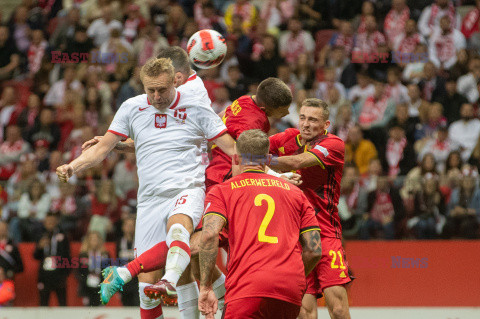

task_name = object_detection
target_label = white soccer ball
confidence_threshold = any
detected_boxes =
[187,29,227,69]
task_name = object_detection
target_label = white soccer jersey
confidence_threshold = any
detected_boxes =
[108,88,227,201]
[182,71,211,104]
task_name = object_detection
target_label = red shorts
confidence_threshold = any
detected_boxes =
[222,297,300,319]
[306,237,352,298]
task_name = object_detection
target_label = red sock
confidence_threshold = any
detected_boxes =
[126,241,168,277]
[140,304,163,319]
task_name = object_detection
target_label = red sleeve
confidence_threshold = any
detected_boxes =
[204,185,228,226]
[299,193,321,234]
[308,136,345,168]
[269,132,283,156]
[0,281,15,305]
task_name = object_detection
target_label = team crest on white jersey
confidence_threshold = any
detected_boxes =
[155,114,167,128]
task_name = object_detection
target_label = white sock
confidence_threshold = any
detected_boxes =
[212,273,226,310]
[162,224,191,285]
[177,282,200,319]
[139,282,162,310]
[116,266,132,283]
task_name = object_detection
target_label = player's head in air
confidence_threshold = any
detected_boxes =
[156,46,192,88]
[256,77,292,119]
[232,129,270,176]
[299,98,331,142]
[140,57,176,111]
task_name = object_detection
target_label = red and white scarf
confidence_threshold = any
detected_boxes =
[461,8,480,39]
[384,7,410,45]
[429,2,456,32]
[433,31,456,63]
[332,34,354,55]
[354,31,386,55]
[386,137,407,177]
[371,192,394,223]
[27,40,47,75]
[359,95,389,125]
[397,33,422,53]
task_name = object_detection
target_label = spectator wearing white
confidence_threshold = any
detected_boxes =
[279,17,315,65]
[349,72,375,118]
[260,0,295,33]
[428,16,466,70]
[407,83,429,119]
[448,103,480,161]
[315,67,346,101]
[402,44,428,84]
[419,125,459,173]
[418,0,460,39]
[43,66,83,107]
[386,67,409,104]
[86,5,123,47]
[384,0,410,48]
[456,56,480,104]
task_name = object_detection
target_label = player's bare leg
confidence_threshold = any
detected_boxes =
[138,271,165,319]
[299,293,317,319]
[323,285,351,319]
[144,214,193,302]
[190,230,226,310]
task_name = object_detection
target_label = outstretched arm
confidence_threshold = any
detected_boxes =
[270,152,320,172]
[300,230,322,276]
[57,132,122,182]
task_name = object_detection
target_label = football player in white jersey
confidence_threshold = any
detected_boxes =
[57,57,236,319]
[81,47,226,319]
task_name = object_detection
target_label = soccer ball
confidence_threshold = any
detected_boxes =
[187,29,227,69]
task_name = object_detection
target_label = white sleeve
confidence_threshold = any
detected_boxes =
[108,101,131,139]
[418,6,432,37]
[195,104,227,141]
[87,20,98,37]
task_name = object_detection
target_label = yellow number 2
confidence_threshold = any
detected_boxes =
[255,194,278,244]
[329,250,346,269]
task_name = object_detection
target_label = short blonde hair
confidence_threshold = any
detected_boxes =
[140,57,175,83]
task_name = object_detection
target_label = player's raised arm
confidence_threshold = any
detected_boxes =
[198,214,225,318]
[56,132,123,182]
[300,229,322,276]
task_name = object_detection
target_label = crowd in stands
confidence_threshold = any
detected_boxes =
[1,0,480,302]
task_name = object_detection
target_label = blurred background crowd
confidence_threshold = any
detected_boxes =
[1,0,480,306]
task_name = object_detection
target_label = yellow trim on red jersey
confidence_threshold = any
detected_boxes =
[203,212,227,225]
[307,150,326,169]
[300,226,321,235]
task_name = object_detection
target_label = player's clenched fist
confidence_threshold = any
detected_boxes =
[56,164,74,183]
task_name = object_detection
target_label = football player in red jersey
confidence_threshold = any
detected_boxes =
[269,98,353,319]
[198,129,322,319]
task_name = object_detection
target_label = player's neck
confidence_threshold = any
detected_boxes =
[242,165,265,173]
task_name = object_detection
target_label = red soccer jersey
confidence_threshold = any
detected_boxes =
[205,96,270,189]
[204,170,320,306]
[269,128,345,239]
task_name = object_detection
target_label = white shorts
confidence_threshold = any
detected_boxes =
[134,188,205,257]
